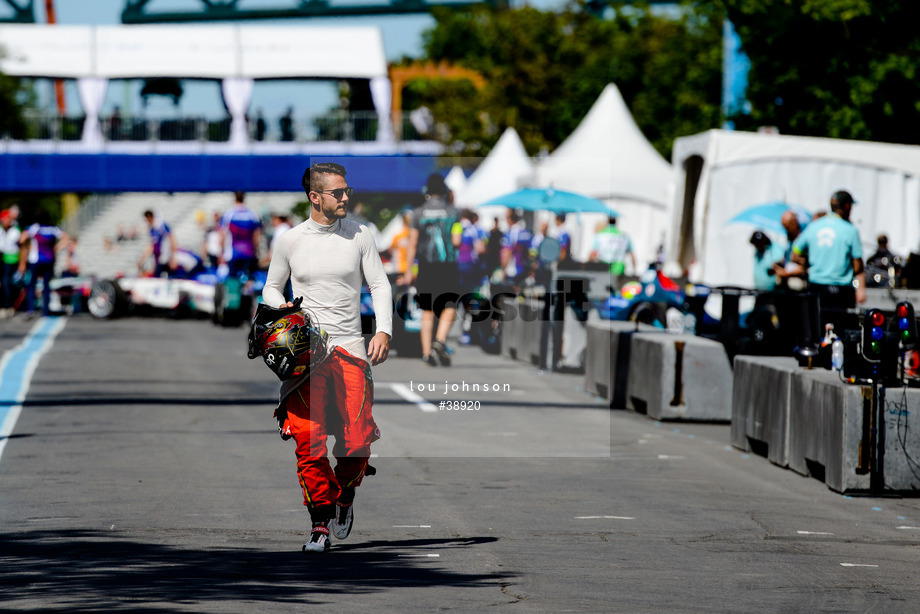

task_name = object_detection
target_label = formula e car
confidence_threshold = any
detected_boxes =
[87,274,217,320]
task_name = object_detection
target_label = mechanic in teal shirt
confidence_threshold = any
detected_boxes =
[750,231,785,291]
[792,190,866,309]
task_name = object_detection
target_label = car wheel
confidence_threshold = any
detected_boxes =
[629,302,665,327]
[88,279,126,319]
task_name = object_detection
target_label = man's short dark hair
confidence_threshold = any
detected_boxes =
[425,173,449,196]
[303,162,347,195]
[235,191,245,203]
[143,210,154,219]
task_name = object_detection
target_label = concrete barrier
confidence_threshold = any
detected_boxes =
[500,295,526,362]
[880,388,920,491]
[584,315,614,401]
[788,368,920,493]
[730,356,799,467]
[521,298,545,366]
[863,287,920,312]
[626,332,733,421]
[501,295,545,365]
[584,317,655,406]
[787,369,872,493]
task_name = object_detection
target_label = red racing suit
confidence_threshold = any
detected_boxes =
[280,347,380,517]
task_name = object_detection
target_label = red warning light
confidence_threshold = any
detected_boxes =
[872,311,886,326]
[898,304,910,318]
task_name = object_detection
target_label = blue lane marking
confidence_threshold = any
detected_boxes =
[0,317,67,460]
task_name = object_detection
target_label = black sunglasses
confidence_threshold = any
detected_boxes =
[316,187,354,200]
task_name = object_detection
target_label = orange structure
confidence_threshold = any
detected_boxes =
[45,0,66,114]
[388,62,486,139]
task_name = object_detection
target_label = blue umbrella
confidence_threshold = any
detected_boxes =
[478,187,617,215]
[726,201,811,235]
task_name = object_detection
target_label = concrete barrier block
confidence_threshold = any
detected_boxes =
[626,332,733,421]
[787,369,871,493]
[584,317,614,401]
[881,388,920,492]
[584,318,655,406]
[522,299,544,365]
[863,288,920,312]
[786,369,920,493]
[500,296,525,361]
[730,356,799,466]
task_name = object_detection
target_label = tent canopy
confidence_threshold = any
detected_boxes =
[668,129,920,289]
[535,83,673,270]
[536,83,672,207]
[453,127,533,209]
[0,24,387,80]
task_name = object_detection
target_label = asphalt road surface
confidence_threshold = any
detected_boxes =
[2,314,920,613]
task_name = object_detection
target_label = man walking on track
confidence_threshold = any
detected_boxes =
[220,191,262,278]
[262,162,392,553]
[397,173,462,367]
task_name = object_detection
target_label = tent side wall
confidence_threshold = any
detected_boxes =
[669,130,920,290]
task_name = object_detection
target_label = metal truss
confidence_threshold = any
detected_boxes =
[0,0,35,23]
[121,0,504,24]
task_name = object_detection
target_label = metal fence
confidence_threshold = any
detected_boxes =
[7,111,426,144]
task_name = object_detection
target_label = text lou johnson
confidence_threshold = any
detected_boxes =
[409,381,512,395]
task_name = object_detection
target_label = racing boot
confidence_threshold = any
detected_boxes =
[332,487,355,540]
[303,520,331,553]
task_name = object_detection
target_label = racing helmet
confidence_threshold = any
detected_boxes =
[248,297,329,380]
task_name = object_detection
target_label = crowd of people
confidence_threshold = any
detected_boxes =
[0,165,644,329]
[0,204,76,319]
[742,190,879,351]
[748,190,868,310]
[133,191,291,284]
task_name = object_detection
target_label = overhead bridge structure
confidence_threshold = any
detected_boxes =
[0,23,442,192]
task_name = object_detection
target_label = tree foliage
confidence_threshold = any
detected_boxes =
[714,0,920,144]
[406,1,724,159]
[0,46,29,139]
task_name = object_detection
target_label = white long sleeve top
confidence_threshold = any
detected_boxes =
[262,216,393,368]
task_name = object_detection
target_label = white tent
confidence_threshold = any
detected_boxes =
[444,165,469,198]
[667,129,920,290]
[454,127,534,229]
[535,83,673,267]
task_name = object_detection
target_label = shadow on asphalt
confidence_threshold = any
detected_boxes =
[0,530,506,611]
[5,397,277,407]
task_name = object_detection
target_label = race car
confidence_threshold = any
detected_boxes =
[597,267,696,327]
[87,274,217,320]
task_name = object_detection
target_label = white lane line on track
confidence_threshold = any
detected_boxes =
[385,383,439,413]
[896,526,920,530]
[575,516,635,520]
[797,531,834,536]
[398,553,440,558]
[657,455,686,460]
[840,563,879,568]
[393,525,432,528]
[0,317,66,462]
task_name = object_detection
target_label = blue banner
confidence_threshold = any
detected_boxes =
[0,153,438,193]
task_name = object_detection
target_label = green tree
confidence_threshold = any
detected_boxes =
[408,1,723,158]
[715,1,920,144]
[0,46,29,139]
